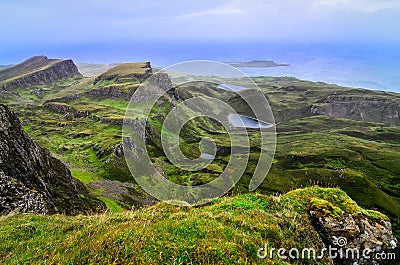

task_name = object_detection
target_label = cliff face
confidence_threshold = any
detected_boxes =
[310,94,400,125]
[0,56,82,91]
[93,62,152,85]
[0,104,103,215]
[43,72,174,105]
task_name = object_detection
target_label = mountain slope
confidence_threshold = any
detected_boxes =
[0,56,82,91]
[93,62,152,84]
[0,104,104,215]
[1,58,399,242]
[0,187,397,264]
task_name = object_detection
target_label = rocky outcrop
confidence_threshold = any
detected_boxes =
[93,62,152,85]
[44,102,91,119]
[0,172,55,214]
[310,94,400,126]
[89,72,174,101]
[44,72,174,104]
[0,104,103,215]
[87,86,125,99]
[0,56,82,91]
[44,102,125,126]
[151,72,178,100]
[44,102,72,114]
[309,199,397,265]
[129,72,176,104]
[88,179,157,207]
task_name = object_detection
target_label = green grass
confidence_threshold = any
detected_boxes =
[2,70,400,244]
[98,197,124,213]
[39,77,96,103]
[96,62,151,81]
[70,169,98,184]
[0,187,378,265]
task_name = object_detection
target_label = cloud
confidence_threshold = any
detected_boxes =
[314,0,400,13]
[0,0,399,47]
[176,5,244,19]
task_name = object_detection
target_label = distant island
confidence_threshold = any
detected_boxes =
[227,60,290,68]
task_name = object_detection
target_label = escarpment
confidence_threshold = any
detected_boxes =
[0,56,82,91]
[93,62,152,85]
[0,104,103,215]
[310,94,400,126]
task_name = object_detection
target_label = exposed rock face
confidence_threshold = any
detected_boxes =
[44,102,91,119]
[93,62,152,85]
[87,179,157,206]
[0,172,54,214]
[0,104,103,215]
[129,72,176,104]
[87,86,125,99]
[44,72,174,106]
[309,201,397,265]
[311,94,400,126]
[0,56,82,91]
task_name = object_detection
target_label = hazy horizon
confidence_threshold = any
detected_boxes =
[2,0,400,62]
[1,0,399,92]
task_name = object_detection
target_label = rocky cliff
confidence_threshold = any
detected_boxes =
[311,94,400,125]
[0,56,82,91]
[0,104,103,215]
[45,72,173,104]
[93,62,152,84]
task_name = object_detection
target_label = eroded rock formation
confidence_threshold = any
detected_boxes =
[0,104,103,215]
[0,56,82,91]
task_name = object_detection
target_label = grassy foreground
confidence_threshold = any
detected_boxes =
[0,187,389,265]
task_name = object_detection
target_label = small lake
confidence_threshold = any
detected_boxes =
[200,153,215,160]
[228,114,273,129]
[217,84,246,91]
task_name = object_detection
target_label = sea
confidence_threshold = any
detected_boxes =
[149,42,400,93]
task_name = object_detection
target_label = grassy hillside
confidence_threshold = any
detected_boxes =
[94,62,152,84]
[0,56,61,83]
[0,187,389,265]
[1,64,399,242]
[97,62,150,77]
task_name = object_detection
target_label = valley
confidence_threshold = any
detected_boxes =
[0,56,399,264]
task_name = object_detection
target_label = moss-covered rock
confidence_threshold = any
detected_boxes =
[281,187,397,264]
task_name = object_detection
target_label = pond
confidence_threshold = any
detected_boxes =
[217,84,246,91]
[200,153,215,160]
[228,114,273,129]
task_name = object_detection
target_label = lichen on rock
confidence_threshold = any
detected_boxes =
[309,197,398,264]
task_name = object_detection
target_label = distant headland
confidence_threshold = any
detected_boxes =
[227,60,290,68]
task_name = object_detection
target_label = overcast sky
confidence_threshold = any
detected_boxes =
[1,0,399,62]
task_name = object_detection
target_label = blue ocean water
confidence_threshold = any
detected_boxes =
[150,42,400,93]
[236,52,400,92]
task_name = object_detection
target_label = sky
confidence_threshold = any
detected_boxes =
[1,0,400,63]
